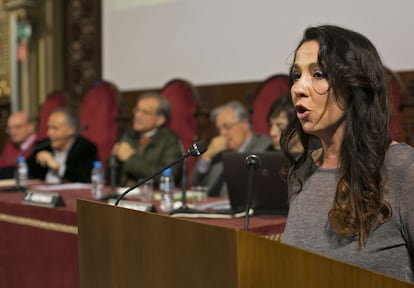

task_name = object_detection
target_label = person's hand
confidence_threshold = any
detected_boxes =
[36,151,60,171]
[114,142,136,162]
[203,136,228,161]
[111,143,119,154]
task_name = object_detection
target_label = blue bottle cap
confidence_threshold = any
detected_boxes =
[93,161,102,168]
[163,167,172,175]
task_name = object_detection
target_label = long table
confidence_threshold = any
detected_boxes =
[0,184,286,288]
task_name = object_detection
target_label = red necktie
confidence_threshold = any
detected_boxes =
[139,136,151,146]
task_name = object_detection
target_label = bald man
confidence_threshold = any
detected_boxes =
[0,111,38,178]
[27,107,98,183]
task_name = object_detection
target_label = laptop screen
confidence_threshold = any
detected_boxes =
[222,151,290,215]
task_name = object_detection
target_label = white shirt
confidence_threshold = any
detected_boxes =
[45,139,74,184]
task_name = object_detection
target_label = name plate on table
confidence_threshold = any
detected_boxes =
[22,190,65,208]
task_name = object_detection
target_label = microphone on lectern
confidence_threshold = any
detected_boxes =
[243,154,262,231]
[245,154,262,169]
[114,141,207,206]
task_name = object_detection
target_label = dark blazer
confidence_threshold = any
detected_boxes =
[27,136,99,183]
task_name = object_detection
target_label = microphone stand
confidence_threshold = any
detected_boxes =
[115,141,207,206]
[244,165,254,231]
[109,155,117,195]
[169,158,203,215]
[244,154,262,231]
[99,155,119,200]
[115,154,188,206]
[181,157,188,207]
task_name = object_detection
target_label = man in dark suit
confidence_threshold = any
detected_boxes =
[191,101,271,197]
[27,107,98,183]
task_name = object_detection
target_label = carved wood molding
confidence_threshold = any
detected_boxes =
[64,0,101,103]
[0,3,11,99]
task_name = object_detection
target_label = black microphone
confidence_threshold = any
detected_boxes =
[244,154,262,231]
[245,154,262,169]
[114,141,207,206]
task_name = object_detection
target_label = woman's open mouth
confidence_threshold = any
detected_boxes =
[296,105,310,119]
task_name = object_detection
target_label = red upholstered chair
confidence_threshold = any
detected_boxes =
[79,81,120,164]
[161,79,199,184]
[252,74,290,135]
[385,68,403,141]
[37,90,69,139]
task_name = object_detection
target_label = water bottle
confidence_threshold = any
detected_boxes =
[159,167,175,212]
[91,161,104,199]
[16,156,28,189]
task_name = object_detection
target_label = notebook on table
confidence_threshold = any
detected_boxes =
[222,151,291,215]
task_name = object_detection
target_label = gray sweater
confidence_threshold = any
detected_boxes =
[281,143,414,283]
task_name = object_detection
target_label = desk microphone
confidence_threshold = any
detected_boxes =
[114,141,207,206]
[169,141,204,215]
[244,154,261,231]
[109,154,118,196]
[97,154,119,201]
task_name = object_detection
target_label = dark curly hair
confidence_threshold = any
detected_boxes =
[281,25,392,247]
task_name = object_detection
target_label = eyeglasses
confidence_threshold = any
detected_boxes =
[216,121,240,132]
[132,108,157,116]
[6,124,25,134]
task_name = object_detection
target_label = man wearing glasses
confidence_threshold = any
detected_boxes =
[192,101,271,197]
[112,92,182,186]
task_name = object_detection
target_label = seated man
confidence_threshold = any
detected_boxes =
[27,107,98,183]
[0,111,38,179]
[191,101,271,197]
[111,92,182,186]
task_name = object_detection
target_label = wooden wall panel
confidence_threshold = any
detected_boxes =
[399,71,414,145]
[64,0,102,103]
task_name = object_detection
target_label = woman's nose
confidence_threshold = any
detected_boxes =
[292,75,311,98]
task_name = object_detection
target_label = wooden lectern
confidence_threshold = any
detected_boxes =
[77,200,413,288]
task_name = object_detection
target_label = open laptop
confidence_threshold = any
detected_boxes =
[222,151,291,215]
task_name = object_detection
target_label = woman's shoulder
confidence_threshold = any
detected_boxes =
[385,142,414,169]
[387,142,414,156]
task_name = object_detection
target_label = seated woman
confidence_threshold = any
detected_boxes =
[266,93,303,153]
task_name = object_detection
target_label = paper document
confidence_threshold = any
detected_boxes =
[32,183,92,191]
[170,208,253,219]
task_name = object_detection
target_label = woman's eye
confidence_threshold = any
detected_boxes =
[290,71,301,81]
[313,71,327,79]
